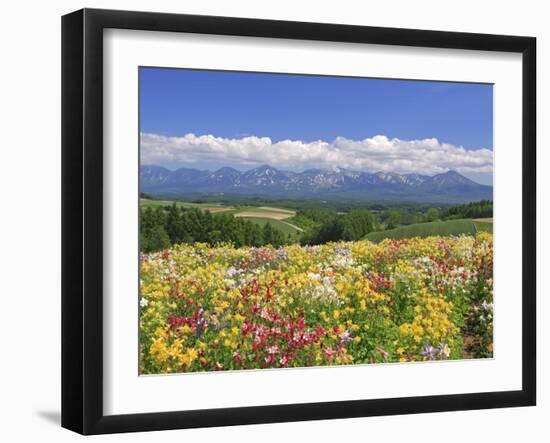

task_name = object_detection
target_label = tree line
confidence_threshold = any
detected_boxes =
[299,210,375,245]
[140,205,287,252]
[441,200,493,220]
[377,200,493,229]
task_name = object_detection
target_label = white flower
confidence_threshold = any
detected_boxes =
[481,300,494,313]
[140,298,148,308]
[225,267,239,278]
[308,272,321,281]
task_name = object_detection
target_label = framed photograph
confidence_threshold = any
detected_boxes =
[62,8,536,435]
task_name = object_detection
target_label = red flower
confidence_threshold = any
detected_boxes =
[233,352,243,366]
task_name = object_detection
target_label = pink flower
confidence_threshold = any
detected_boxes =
[267,345,279,355]
[324,348,336,359]
[315,326,326,337]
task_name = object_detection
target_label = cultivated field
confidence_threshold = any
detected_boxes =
[235,210,294,220]
[141,198,302,235]
[140,198,233,213]
[233,207,301,237]
[140,232,494,374]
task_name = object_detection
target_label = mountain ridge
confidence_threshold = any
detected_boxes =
[140,164,492,203]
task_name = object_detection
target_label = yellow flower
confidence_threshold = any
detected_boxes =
[178,324,192,335]
[139,232,492,373]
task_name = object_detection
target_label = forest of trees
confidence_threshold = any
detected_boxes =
[140,205,287,252]
[299,210,375,245]
[441,200,493,220]
[376,200,493,229]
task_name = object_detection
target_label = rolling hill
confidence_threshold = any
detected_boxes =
[364,219,493,242]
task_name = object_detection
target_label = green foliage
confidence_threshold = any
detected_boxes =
[442,200,493,220]
[301,210,375,245]
[242,217,299,237]
[139,197,494,252]
[385,209,402,229]
[425,207,439,222]
[286,209,331,231]
[364,219,492,242]
[262,222,285,247]
[139,204,291,252]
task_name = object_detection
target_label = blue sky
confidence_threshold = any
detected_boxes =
[139,67,493,184]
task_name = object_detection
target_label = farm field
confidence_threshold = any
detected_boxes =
[233,207,301,237]
[365,219,493,242]
[141,198,302,236]
[234,210,294,220]
[140,232,494,374]
[140,198,233,213]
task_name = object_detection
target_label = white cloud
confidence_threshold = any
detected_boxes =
[140,132,493,175]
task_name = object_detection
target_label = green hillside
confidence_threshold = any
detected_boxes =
[365,219,492,242]
[241,217,300,237]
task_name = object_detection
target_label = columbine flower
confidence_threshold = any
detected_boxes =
[225,267,239,278]
[140,298,148,308]
[340,330,352,346]
[421,343,437,360]
[324,348,336,359]
[439,342,450,359]
[277,249,288,260]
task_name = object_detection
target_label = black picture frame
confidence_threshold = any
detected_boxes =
[62,8,536,435]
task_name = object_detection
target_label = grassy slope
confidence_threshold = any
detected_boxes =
[365,219,493,242]
[242,217,300,237]
[473,220,493,232]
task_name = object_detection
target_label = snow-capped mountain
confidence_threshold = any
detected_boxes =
[140,165,492,203]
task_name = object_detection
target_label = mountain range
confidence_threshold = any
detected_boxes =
[140,164,492,203]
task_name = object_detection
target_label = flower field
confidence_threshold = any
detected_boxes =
[139,232,493,374]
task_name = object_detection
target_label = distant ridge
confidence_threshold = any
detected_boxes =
[140,165,492,203]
